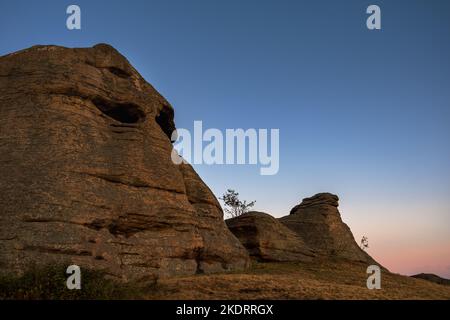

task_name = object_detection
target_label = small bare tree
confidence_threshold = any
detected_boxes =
[360,236,369,251]
[219,189,255,218]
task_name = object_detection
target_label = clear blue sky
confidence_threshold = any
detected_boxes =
[1,0,449,277]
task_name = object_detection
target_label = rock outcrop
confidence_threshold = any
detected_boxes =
[226,212,315,262]
[411,273,450,286]
[280,193,378,264]
[0,44,250,281]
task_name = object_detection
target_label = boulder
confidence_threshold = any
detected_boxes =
[226,211,315,262]
[280,193,378,264]
[0,44,250,281]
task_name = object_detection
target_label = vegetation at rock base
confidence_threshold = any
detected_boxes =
[0,264,153,300]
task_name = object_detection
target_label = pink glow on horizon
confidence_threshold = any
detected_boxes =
[369,244,450,278]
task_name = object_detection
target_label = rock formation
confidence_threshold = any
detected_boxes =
[280,193,378,264]
[226,212,315,262]
[411,273,450,286]
[0,44,250,281]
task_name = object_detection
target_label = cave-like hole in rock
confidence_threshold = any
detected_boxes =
[107,66,131,78]
[92,98,146,124]
[156,106,176,141]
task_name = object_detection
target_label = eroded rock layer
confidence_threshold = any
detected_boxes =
[0,44,249,281]
[280,193,378,264]
[226,212,315,262]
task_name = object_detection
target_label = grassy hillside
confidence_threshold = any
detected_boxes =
[2,259,449,299]
[146,259,450,300]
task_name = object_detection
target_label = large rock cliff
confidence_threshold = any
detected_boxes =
[0,44,249,281]
[280,193,378,264]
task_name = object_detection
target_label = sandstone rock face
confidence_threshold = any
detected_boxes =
[0,44,249,281]
[280,193,378,264]
[226,212,315,262]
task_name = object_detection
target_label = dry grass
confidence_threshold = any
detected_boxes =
[2,260,448,300]
[145,259,450,300]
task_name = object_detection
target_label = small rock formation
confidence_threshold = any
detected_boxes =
[280,193,378,264]
[411,273,450,286]
[0,44,249,281]
[226,212,315,262]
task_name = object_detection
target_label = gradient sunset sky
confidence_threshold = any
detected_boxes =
[1,0,449,278]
